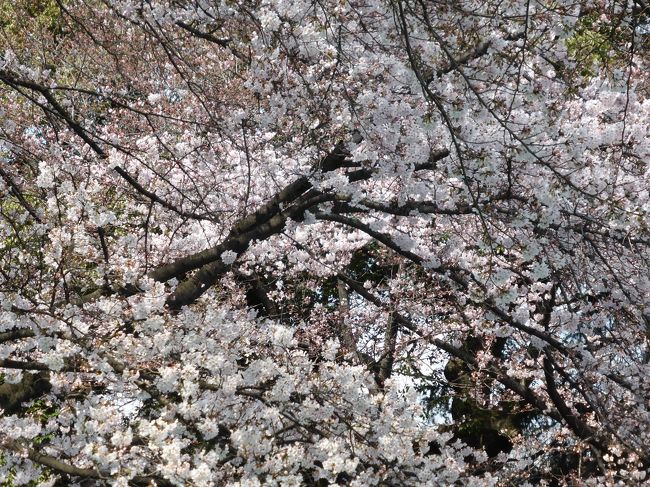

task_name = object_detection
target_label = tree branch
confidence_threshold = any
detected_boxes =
[337,273,562,422]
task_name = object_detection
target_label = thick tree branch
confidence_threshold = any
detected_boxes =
[167,193,333,307]
[0,329,37,344]
[175,21,231,47]
[377,312,399,384]
[149,144,353,284]
[3,439,174,486]
[543,352,604,448]
[155,146,452,305]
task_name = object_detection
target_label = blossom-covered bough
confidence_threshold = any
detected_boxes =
[0,0,649,484]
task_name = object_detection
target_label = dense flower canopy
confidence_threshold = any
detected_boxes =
[0,0,649,485]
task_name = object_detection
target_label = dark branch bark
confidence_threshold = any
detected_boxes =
[150,144,352,284]
[0,371,51,414]
[543,352,603,447]
[175,21,231,47]
[239,272,281,319]
[377,312,398,384]
[315,212,428,266]
[0,328,36,344]
[3,439,174,486]
[345,148,449,182]
[0,167,42,223]
[156,146,451,306]
[167,193,333,307]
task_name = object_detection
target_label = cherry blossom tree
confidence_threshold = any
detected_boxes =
[0,0,649,485]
